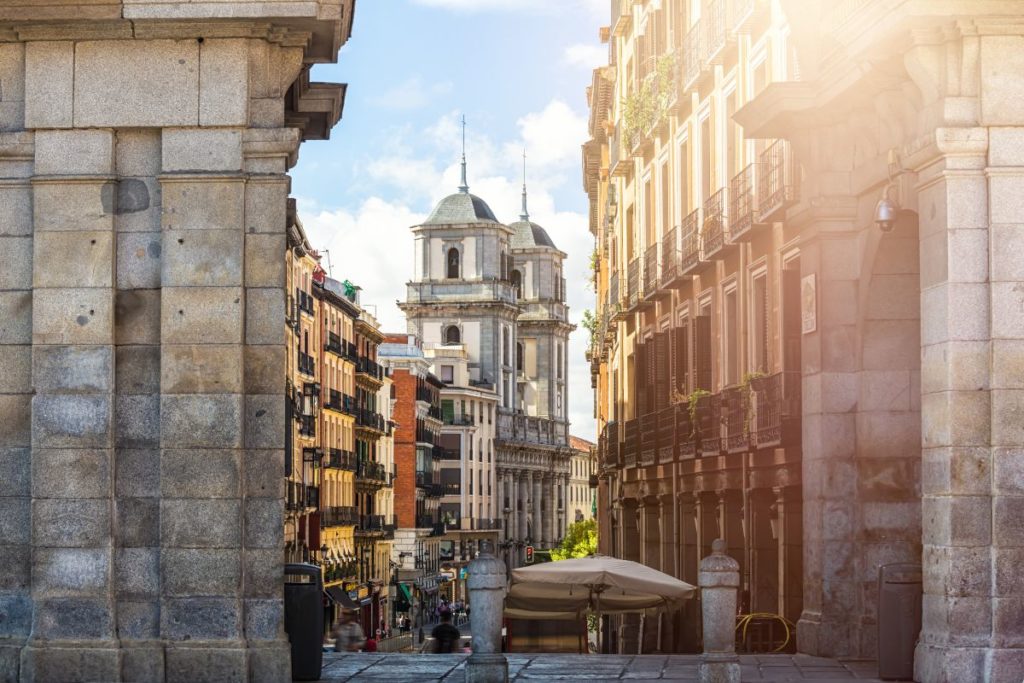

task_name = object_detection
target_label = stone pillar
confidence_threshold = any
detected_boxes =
[521,471,531,544]
[914,122,1018,681]
[23,129,120,680]
[510,472,519,545]
[465,540,508,683]
[546,473,557,546]
[536,473,544,548]
[0,130,32,676]
[0,11,347,682]
[699,539,740,683]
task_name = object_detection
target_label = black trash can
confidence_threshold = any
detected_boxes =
[285,563,324,681]
[877,563,922,681]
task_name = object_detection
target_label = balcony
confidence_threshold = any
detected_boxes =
[757,140,799,222]
[442,482,461,496]
[356,409,386,434]
[730,0,768,33]
[443,414,474,427]
[656,406,675,463]
[639,412,657,467]
[599,421,620,470]
[695,393,722,457]
[675,402,696,459]
[702,0,730,65]
[660,226,684,289]
[415,470,434,489]
[324,448,356,471]
[609,271,625,322]
[406,280,517,307]
[321,506,358,528]
[305,485,319,509]
[355,514,387,537]
[496,409,569,448]
[356,460,388,486]
[729,164,758,242]
[437,448,460,461]
[298,351,315,377]
[679,209,704,275]
[610,0,632,37]
[296,289,314,316]
[428,483,443,498]
[323,389,343,413]
[721,386,748,454]
[325,332,344,357]
[682,21,702,90]
[702,188,732,260]
[416,386,436,404]
[642,243,659,303]
[415,513,437,529]
[356,356,385,383]
[626,257,640,310]
[622,418,638,469]
[751,371,802,449]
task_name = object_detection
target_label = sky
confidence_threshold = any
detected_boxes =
[292,0,608,440]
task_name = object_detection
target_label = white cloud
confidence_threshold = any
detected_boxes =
[300,198,426,334]
[563,43,607,69]
[506,100,589,171]
[367,76,453,110]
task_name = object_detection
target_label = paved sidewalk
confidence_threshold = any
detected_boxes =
[314,653,897,682]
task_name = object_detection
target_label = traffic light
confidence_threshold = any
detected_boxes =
[525,545,534,564]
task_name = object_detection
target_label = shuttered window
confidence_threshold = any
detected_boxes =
[694,315,712,391]
[673,320,689,397]
[655,332,670,410]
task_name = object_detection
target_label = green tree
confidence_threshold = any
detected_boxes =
[551,519,598,561]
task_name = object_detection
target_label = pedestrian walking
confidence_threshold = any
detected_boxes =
[430,609,461,654]
[332,609,365,653]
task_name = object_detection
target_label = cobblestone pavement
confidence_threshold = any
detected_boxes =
[314,653,896,682]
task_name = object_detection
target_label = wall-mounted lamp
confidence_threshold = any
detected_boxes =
[874,184,899,233]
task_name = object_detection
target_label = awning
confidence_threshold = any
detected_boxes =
[396,583,412,611]
[325,585,360,610]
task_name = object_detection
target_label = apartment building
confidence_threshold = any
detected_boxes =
[566,436,597,531]
[588,1,1024,680]
[380,334,449,625]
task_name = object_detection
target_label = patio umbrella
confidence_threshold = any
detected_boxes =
[508,556,695,613]
[506,556,695,652]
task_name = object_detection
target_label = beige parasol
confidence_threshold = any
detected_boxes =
[507,556,695,614]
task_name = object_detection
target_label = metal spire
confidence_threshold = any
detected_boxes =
[458,115,469,194]
[520,148,530,221]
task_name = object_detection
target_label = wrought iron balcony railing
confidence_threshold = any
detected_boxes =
[661,226,680,285]
[702,188,729,259]
[758,140,799,222]
[679,208,702,274]
[729,163,756,241]
[643,243,658,297]
[626,257,640,309]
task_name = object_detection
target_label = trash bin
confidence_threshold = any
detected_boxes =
[877,563,922,681]
[285,563,324,681]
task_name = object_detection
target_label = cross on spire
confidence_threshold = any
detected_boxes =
[520,148,530,222]
[459,114,469,194]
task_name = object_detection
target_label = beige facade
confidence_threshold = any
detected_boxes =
[567,436,597,532]
[588,1,1024,680]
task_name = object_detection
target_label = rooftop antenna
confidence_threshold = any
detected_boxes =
[458,114,469,194]
[520,148,530,222]
[322,249,334,277]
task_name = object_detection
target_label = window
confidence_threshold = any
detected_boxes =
[446,247,460,279]
[701,115,713,201]
[444,325,461,344]
[511,270,522,299]
[726,90,739,184]
[556,344,563,380]
[440,365,454,384]
[516,342,524,374]
[724,286,739,387]
[502,328,510,366]
[751,271,769,373]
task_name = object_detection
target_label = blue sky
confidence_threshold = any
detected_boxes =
[292,0,607,440]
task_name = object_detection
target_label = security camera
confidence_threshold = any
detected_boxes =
[874,196,898,232]
[874,184,899,232]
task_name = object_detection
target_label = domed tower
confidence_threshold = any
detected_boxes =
[507,169,574,423]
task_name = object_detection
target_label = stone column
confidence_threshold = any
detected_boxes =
[465,540,508,683]
[0,130,32,675]
[521,471,531,544]
[915,123,1011,681]
[536,473,544,548]
[24,129,120,680]
[699,539,740,683]
[544,473,555,547]
[509,471,519,546]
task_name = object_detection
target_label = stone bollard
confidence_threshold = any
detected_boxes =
[465,539,509,683]
[699,539,740,683]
